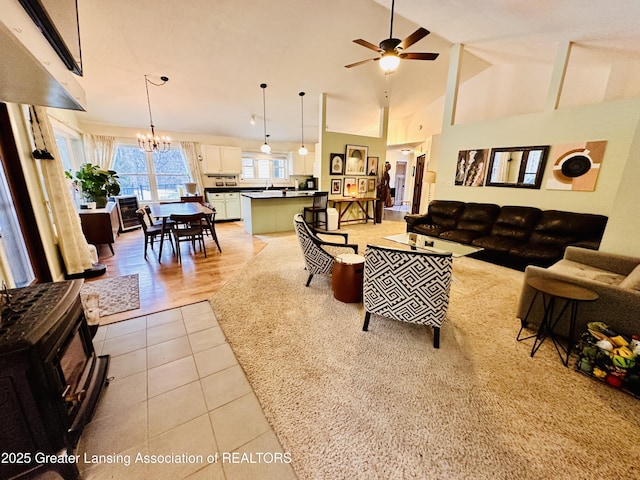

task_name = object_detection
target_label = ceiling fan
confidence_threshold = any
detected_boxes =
[345,0,439,72]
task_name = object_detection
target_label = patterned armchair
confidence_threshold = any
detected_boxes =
[293,213,358,286]
[362,244,453,348]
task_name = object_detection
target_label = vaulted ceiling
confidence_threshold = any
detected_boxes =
[8,0,640,145]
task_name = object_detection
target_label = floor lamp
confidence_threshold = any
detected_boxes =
[425,170,437,208]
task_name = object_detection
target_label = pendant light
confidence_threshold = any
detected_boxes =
[298,91,308,156]
[260,83,271,154]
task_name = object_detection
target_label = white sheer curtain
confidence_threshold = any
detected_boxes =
[30,106,94,275]
[83,134,116,169]
[180,141,205,196]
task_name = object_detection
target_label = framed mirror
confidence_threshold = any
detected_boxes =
[485,146,549,189]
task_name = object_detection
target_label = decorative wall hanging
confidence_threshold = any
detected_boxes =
[367,156,379,176]
[368,179,376,192]
[330,153,345,175]
[343,177,357,196]
[455,149,488,186]
[358,178,368,194]
[331,179,342,194]
[546,141,607,191]
[345,145,368,175]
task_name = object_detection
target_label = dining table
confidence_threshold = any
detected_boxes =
[148,202,215,261]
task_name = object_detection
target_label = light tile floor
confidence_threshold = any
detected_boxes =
[78,301,297,480]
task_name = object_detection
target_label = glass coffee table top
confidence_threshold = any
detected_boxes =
[384,233,483,258]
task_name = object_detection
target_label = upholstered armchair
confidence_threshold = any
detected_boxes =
[293,213,358,286]
[362,244,453,348]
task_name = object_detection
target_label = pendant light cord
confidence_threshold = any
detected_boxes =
[299,91,305,147]
[261,83,268,144]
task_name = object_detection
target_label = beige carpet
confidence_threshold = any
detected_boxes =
[81,273,140,317]
[210,222,640,480]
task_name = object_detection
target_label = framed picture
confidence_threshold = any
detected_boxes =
[331,178,342,195]
[345,145,368,175]
[343,177,357,197]
[367,156,379,176]
[358,178,367,194]
[455,149,488,186]
[330,153,344,175]
[367,179,375,192]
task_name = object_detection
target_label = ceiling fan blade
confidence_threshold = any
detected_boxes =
[399,52,439,61]
[397,27,430,51]
[353,39,382,52]
[345,58,378,68]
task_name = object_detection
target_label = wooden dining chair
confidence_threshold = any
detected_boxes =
[202,202,222,252]
[135,208,174,259]
[181,195,204,203]
[170,212,207,263]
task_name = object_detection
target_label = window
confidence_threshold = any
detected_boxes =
[240,152,289,183]
[53,127,86,173]
[112,145,192,201]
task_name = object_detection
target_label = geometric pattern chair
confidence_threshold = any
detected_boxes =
[362,244,453,348]
[293,213,358,286]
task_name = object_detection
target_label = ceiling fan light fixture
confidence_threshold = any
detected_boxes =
[379,53,400,72]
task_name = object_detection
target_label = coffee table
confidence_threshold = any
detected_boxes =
[384,233,483,258]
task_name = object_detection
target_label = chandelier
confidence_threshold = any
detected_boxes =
[260,83,271,154]
[137,75,171,153]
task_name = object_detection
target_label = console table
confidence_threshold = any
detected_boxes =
[330,196,377,228]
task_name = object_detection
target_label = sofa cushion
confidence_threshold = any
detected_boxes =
[549,259,626,285]
[488,206,541,241]
[619,264,640,291]
[471,235,524,253]
[528,210,608,247]
[428,200,465,230]
[508,243,564,262]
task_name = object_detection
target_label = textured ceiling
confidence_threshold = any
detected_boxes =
[69,0,640,145]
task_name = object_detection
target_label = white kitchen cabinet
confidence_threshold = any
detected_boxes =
[201,145,242,174]
[206,191,242,220]
[289,150,315,175]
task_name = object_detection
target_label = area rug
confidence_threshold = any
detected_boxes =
[81,274,140,317]
[210,223,640,480]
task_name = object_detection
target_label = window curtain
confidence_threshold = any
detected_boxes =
[30,106,94,275]
[83,134,116,169]
[180,141,205,196]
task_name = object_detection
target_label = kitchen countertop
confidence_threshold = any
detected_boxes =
[240,190,318,199]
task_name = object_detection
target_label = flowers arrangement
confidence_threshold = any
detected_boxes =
[576,322,640,397]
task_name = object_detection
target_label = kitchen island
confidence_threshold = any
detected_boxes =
[241,190,317,234]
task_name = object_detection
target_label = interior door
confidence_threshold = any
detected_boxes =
[411,155,425,214]
[394,162,407,206]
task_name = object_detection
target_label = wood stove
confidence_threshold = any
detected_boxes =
[0,280,110,479]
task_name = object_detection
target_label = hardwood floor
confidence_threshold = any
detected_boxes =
[87,221,266,324]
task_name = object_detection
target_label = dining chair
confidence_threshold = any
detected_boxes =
[303,191,328,229]
[201,202,222,252]
[181,195,204,203]
[170,213,207,263]
[135,208,174,259]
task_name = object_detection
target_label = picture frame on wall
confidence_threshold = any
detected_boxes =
[367,178,375,192]
[367,156,379,176]
[331,178,342,195]
[345,145,368,175]
[330,153,345,175]
[343,177,357,196]
[358,178,367,194]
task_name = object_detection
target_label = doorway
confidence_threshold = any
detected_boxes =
[393,162,407,207]
[411,154,425,214]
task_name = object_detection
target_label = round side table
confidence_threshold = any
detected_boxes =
[332,253,365,303]
[520,277,599,366]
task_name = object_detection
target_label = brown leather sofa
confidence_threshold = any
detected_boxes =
[405,200,608,269]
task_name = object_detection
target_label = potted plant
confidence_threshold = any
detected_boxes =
[66,163,121,208]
